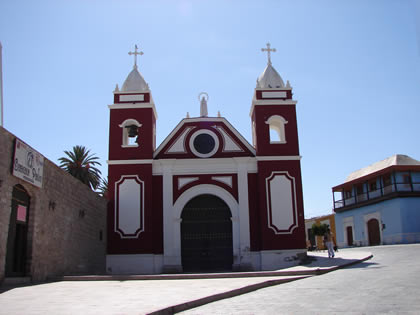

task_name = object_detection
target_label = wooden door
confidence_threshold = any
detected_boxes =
[367,218,381,246]
[5,185,30,277]
[181,194,233,272]
[346,226,354,246]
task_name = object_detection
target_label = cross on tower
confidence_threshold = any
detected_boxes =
[261,42,276,65]
[128,44,144,68]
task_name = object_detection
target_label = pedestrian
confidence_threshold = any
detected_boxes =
[324,229,335,258]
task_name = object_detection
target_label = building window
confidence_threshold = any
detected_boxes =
[369,181,377,191]
[189,129,219,158]
[402,174,411,184]
[356,184,364,195]
[345,189,352,198]
[119,119,142,148]
[265,115,288,144]
[383,174,392,187]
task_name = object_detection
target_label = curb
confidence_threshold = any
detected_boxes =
[56,254,373,282]
[148,254,374,314]
[147,275,312,315]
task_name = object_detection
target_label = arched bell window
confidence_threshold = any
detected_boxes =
[265,115,288,144]
[119,119,142,148]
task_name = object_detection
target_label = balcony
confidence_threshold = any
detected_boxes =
[333,181,420,212]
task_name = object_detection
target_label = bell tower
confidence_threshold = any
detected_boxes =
[250,43,306,254]
[107,45,160,262]
[108,45,157,161]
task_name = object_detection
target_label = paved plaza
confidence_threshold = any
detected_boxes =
[1,245,418,314]
[182,244,420,314]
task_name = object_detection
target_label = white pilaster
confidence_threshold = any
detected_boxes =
[234,157,252,270]
[161,160,182,272]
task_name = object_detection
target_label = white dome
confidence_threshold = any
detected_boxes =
[257,64,285,89]
[121,66,149,92]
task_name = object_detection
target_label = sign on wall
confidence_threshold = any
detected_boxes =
[13,138,44,188]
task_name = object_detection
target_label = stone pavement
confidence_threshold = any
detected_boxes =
[0,250,372,315]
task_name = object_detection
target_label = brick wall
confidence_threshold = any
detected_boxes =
[0,127,107,283]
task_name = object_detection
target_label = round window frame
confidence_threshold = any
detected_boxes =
[189,129,219,158]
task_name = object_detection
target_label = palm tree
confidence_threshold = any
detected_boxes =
[59,145,102,190]
[97,178,108,199]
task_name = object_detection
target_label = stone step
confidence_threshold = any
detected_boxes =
[2,277,31,286]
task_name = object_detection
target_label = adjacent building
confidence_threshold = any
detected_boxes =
[305,214,336,250]
[333,154,420,247]
[0,127,107,283]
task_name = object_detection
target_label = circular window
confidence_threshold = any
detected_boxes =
[189,129,219,158]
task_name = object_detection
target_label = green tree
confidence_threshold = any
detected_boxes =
[59,145,102,190]
[311,223,330,236]
[97,178,108,198]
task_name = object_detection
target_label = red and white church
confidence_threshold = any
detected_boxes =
[106,44,306,274]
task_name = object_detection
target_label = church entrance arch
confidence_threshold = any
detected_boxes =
[367,218,381,246]
[6,184,30,276]
[181,194,233,272]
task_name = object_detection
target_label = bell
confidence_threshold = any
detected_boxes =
[126,125,138,137]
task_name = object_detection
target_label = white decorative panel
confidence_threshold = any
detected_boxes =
[212,176,233,187]
[266,172,298,234]
[214,126,243,152]
[178,177,199,189]
[262,91,287,98]
[120,94,145,102]
[167,127,192,153]
[115,176,144,238]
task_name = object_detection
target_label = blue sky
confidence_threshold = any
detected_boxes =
[1,0,419,218]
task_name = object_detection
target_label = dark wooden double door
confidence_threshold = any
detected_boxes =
[181,195,233,272]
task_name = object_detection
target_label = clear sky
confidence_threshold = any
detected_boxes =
[1,0,419,218]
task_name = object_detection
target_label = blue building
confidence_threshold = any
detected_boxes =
[332,155,420,247]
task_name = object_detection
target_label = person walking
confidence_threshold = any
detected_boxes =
[324,229,335,258]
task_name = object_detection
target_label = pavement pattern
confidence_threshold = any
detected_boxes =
[0,249,372,314]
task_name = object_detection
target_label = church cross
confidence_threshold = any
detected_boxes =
[261,42,276,65]
[128,44,144,68]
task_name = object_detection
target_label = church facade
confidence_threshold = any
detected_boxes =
[106,44,306,274]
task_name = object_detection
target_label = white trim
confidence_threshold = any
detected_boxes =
[255,87,292,92]
[120,94,145,102]
[114,175,145,238]
[213,125,244,152]
[118,119,142,128]
[109,102,158,120]
[265,171,298,234]
[262,91,287,98]
[121,144,139,148]
[250,99,297,117]
[256,156,301,161]
[189,129,220,158]
[153,157,257,175]
[113,90,150,95]
[259,249,306,270]
[178,177,199,190]
[108,159,153,165]
[212,176,233,187]
[154,117,255,158]
[266,115,288,144]
[106,254,163,274]
[166,184,241,271]
[166,127,194,154]
[119,119,142,147]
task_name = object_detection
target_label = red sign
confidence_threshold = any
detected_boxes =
[17,205,27,222]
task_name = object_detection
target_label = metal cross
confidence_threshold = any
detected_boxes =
[128,44,144,68]
[261,42,276,65]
